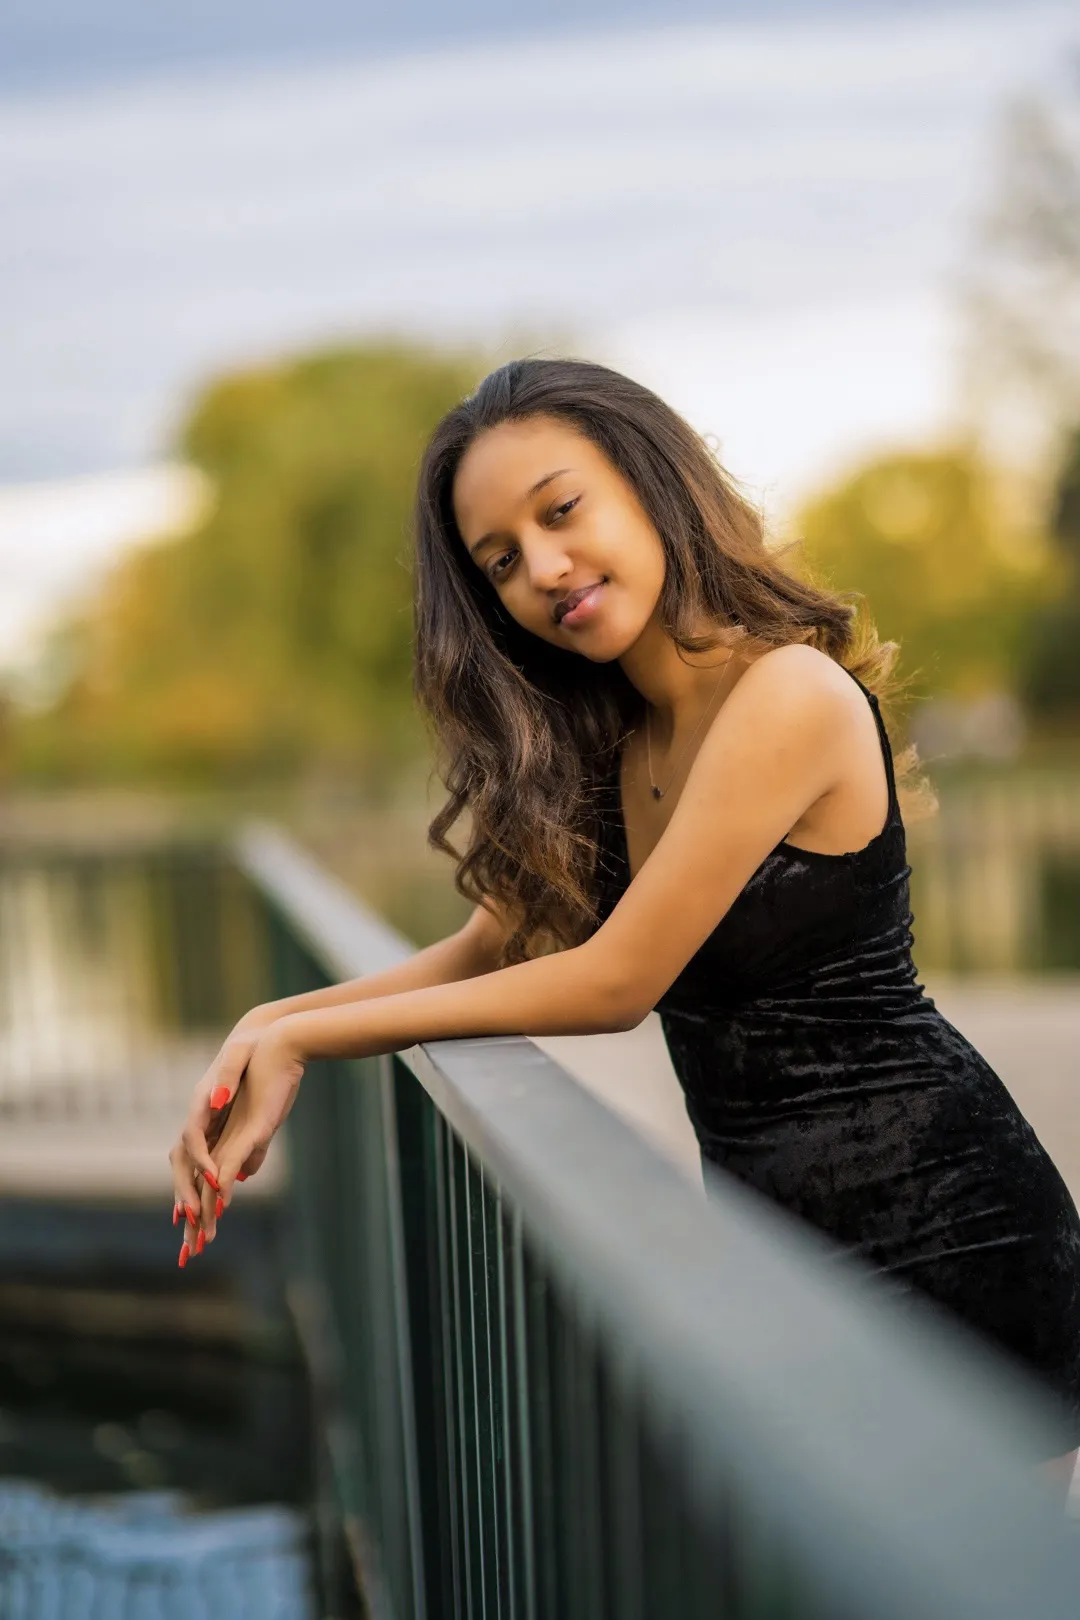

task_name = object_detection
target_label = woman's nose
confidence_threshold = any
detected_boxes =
[522,534,573,591]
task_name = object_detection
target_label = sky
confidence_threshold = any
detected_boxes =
[0,1,1076,674]
[0,0,1024,96]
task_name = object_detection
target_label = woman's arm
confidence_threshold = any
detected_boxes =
[242,899,514,1025]
[282,937,635,1057]
[207,901,512,1115]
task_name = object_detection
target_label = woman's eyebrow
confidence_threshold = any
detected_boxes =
[468,468,574,558]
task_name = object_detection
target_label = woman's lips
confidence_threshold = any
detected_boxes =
[556,581,605,627]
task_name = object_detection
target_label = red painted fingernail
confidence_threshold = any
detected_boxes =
[184,1203,199,1228]
[210,1086,231,1110]
[215,1195,224,1219]
[172,1204,179,1227]
[178,1243,190,1269]
[204,1170,220,1192]
[195,1229,206,1255]
[237,1172,248,1182]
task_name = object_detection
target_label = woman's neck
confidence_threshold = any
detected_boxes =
[618,613,736,748]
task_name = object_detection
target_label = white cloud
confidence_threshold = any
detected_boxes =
[0,465,209,671]
[596,293,960,522]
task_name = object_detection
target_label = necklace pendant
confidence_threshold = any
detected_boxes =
[651,784,663,800]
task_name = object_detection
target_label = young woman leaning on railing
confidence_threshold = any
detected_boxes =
[167,357,1080,1511]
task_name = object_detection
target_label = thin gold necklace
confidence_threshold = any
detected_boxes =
[645,656,736,801]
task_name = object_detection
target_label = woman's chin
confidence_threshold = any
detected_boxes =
[521,612,638,662]
[577,632,637,664]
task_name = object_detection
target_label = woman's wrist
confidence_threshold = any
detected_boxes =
[255,1012,309,1062]
[258,1007,367,1065]
[233,1003,284,1037]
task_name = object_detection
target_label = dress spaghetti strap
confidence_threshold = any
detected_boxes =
[843,668,900,824]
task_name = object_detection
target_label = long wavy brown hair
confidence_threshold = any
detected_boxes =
[412,356,934,965]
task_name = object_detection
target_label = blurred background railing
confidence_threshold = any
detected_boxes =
[907,771,1080,975]
[0,842,259,1106]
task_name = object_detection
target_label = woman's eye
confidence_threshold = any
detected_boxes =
[487,497,578,580]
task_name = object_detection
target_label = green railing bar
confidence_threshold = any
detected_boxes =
[509,1212,536,1620]
[445,1128,475,1618]
[432,1110,464,1616]
[493,1190,517,1620]
[378,1053,427,1620]
[477,1175,503,1612]
[463,1148,490,1620]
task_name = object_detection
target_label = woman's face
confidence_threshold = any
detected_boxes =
[452,414,667,661]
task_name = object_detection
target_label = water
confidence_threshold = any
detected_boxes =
[0,1480,316,1619]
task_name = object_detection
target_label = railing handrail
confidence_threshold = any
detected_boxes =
[235,820,1080,1620]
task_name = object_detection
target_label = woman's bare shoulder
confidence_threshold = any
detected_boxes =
[728,643,860,720]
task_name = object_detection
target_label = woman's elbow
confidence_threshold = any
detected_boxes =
[581,952,655,1033]
[605,1004,654,1030]
[608,999,652,1034]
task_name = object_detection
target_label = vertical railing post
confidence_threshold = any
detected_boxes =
[378,1054,427,1620]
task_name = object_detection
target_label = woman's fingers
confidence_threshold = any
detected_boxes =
[170,1164,223,1261]
[209,1033,259,1112]
[200,1124,261,1244]
[238,1143,268,1180]
[170,1029,262,1265]
[170,1162,226,1261]
[196,1135,262,1245]
[173,1028,297,1262]
[182,1112,252,1252]
[169,1138,202,1235]
[178,1197,197,1267]
[212,1035,303,1206]
[170,1125,217,1256]
[199,1173,218,1244]
[181,1100,221,1187]
[213,1122,266,1208]
[217,1094,298,1205]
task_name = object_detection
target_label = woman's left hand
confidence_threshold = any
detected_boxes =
[180,1020,307,1254]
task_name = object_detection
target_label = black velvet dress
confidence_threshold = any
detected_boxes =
[594,670,1080,1456]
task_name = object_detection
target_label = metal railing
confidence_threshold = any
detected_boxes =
[236,825,1080,1620]
[5,822,1080,1618]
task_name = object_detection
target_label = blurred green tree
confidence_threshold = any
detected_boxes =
[793,447,1057,704]
[12,342,483,786]
[1017,425,1080,716]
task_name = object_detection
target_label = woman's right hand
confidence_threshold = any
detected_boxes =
[168,1007,279,1260]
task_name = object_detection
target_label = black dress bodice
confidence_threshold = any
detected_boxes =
[592,670,1080,1455]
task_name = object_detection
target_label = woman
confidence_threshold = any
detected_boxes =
[169,357,1080,1506]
